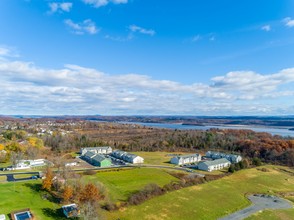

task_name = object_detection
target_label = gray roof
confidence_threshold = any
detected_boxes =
[200,158,230,166]
[83,146,112,150]
[92,154,109,163]
[124,153,138,159]
[177,154,201,159]
[84,151,96,158]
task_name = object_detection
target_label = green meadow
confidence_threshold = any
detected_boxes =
[245,209,294,220]
[107,165,294,220]
[0,166,293,220]
[0,181,68,220]
[82,167,178,202]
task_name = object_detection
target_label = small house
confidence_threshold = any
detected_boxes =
[62,204,80,218]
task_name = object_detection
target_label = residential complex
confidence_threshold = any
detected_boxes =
[206,151,242,163]
[170,154,202,165]
[111,150,144,164]
[80,146,113,156]
[198,158,231,172]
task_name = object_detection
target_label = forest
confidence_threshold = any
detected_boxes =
[41,121,294,167]
[0,117,293,167]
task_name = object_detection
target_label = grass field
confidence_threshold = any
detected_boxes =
[245,209,294,220]
[14,174,35,179]
[107,165,294,220]
[0,181,68,220]
[131,151,203,166]
[82,167,178,202]
[0,176,6,182]
[0,165,293,220]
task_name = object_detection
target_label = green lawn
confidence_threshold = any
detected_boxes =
[132,151,189,166]
[14,174,35,179]
[107,165,294,220]
[0,176,6,182]
[245,209,294,220]
[1,165,293,220]
[82,167,178,202]
[0,181,68,220]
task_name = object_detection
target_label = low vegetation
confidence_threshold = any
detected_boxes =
[107,165,294,220]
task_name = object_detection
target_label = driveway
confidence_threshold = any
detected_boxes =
[219,194,293,220]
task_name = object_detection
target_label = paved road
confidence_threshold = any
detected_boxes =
[0,171,40,182]
[219,194,293,220]
[0,163,204,182]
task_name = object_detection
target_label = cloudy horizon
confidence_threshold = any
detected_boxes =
[0,1,294,115]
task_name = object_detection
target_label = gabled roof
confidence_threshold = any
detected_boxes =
[83,146,112,151]
[124,153,139,160]
[92,154,108,163]
[200,158,230,166]
[177,154,201,159]
[84,151,96,158]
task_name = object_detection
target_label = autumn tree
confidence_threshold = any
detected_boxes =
[42,167,54,191]
[79,183,104,203]
[62,185,73,203]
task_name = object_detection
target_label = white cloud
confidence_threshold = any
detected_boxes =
[129,25,155,36]
[82,0,128,8]
[1,51,294,115]
[64,19,99,35]
[283,17,294,27]
[48,2,73,13]
[191,35,201,42]
[0,46,19,58]
[261,25,271,31]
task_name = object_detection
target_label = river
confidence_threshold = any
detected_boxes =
[117,122,294,137]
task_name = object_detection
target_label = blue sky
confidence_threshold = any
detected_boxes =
[0,0,294,115]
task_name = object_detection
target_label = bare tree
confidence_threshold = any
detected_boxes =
[26,146,39,160]
[80,201,101,220]
[10,151,23,167]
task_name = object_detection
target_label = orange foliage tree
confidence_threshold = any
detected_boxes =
[62,185,73,203]
[78,183,103,203]
[42,167,54,191]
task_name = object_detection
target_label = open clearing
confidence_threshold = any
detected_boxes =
[219,194,293,220]
[0,165,293,220]
[245,208,294,220]
[131,151,179,166]
[0,181,67,220]
[107,165,294,220]
[82,167,178,202]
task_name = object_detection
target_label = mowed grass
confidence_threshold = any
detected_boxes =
[131,151,197,166]
[0,181,68,220]
[82,167,178,202]
[245,209,294,220]
[107,165,294,220]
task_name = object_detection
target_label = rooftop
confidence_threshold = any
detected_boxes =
[200,158,230,166]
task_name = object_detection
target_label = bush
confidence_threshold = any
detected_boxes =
[83,170,96,175]
[252,157,262,166]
